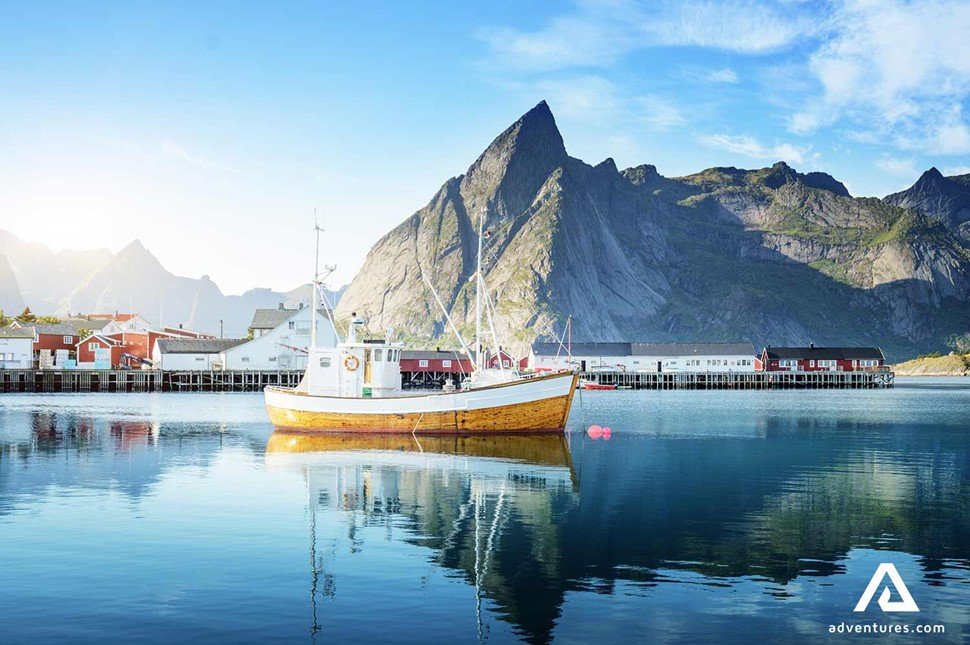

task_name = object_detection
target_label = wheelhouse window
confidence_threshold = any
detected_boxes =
[375,349,383,361]
[320,357,331,368]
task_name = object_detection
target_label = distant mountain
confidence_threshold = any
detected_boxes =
[0,254,24,313]
[0,230,112,311]
[336,101,970,360]
[0,232,346,337]
[885,168,970,245]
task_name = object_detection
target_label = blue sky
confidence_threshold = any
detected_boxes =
[1,1,968,294]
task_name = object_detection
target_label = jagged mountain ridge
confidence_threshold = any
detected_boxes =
[885,168,970,244]
[0,231,344,336]
[336,101,970,360]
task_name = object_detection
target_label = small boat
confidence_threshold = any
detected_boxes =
[264,212,579,435]
[578,380,617,390]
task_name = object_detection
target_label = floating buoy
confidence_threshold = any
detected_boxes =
[602,427,611,439]
[587,424,603,439]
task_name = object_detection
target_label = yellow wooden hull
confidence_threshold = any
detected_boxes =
[264,372,578,435]
[265,432,574,469]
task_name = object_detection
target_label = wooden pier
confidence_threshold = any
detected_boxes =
[0,368,893,394]
[578,370,894,390]
[0,369,303,393]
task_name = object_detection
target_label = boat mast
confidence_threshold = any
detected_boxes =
[475,206,485,372]
[311,210,321,352]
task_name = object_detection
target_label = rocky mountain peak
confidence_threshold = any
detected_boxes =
[459,100,568,219]
[802,172,851,197]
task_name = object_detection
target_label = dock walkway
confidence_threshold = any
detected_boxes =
[0,368,893,394]
[579,370,894,389]
[0,369,303,393]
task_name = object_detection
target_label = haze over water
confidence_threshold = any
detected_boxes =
[1,379,968,643]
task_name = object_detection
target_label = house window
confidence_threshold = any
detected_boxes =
[288,322,295,330]
[269,356,277,362]
[503,360,510,367]
[63,335,72,344]
[419,360,429,368]
[320,357,331,368]
[296,324,310,336]
[241,357,250,363]
[442,359,452,368]
[88,342,98,351]
[195,356,204,361]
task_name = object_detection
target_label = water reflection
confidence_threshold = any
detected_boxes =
[265,432,578,643]
[0,389,967,643]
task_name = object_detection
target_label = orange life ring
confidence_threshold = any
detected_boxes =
[344,355,360,372]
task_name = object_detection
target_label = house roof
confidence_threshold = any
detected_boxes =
[531,341,756,357]
[631,342,757,357]
[532,342,631,357]
[29,323,81,336]
[249,307,334,330]
[61,317,111,331]
[156,338,247,354]
[401,350,471,360]
[0,327,36,339]
[250,308,298,330]
[160,326,215,339]
[77,333,122,347]
[83,313,141,322]
[763,346,885,361]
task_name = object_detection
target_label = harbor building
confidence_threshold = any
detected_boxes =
[399,349,473,387]
[153,338,247,370]
[221,307,338,370]
[761,345,886,372]
[0,328,35,369]
[529,342,759,373]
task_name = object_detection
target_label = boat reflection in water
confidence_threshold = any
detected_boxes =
[264,430,578,642]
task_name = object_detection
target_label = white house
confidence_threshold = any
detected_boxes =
[529,342,758,373]
[221,308,339,370]
[86,313,154,335]
[249,305,296,338]
[0,328,36,368]
[153,338,246,370]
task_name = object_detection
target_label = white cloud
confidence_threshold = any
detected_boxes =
[875,155,919,178]
[703,67,739,84]
[943,165,970,176]
[478,1,812,72]
[160,140,240,173]
[793,0,970,155]
[533,76,622,124]
[527,76,686,132]
[701,134,808,165]
[636,96,686,131]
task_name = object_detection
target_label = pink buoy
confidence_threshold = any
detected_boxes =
[587,424,603,439]
[602,427,611,439]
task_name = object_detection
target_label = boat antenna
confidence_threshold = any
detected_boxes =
[311,208,339,347]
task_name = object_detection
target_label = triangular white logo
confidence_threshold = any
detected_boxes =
[854,563,920,612]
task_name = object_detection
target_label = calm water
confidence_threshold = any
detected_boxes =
[1,378,968,644]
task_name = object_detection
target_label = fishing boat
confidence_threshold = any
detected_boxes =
[264,213,579,435]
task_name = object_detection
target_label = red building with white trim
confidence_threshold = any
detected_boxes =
[761,345,886,372]
[485,349,527,370]
[400,350,473,387]
[76,334,125,367]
